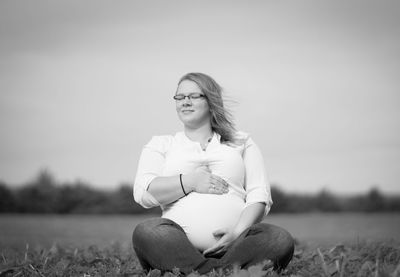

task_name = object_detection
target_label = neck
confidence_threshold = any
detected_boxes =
[184,122,213,143]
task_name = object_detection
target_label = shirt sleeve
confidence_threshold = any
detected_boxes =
[133,136,169,208]
[242,136,273,215]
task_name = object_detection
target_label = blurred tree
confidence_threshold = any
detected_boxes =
[55,181,95,213]
[365,187,385,212]
[315,189,341,212]
[66,182,110,213]
[109,184,160,214]
[341,194,361,212]
[3,169,399,214]
[286,194,316,213]
[15,169,59,213]
[270,185,289,213]
[386,195,400,211]
[0,181,16,212]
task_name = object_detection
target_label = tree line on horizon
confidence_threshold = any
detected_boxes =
[0,170,399,214]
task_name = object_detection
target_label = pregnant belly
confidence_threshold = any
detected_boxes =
[162,192,245,251]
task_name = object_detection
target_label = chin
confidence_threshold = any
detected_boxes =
[178,114,210,127]
[179,114,197,123]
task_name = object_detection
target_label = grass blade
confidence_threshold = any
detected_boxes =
[317,248,330,277]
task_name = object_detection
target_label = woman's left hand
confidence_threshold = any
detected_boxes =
[203,228,240,257]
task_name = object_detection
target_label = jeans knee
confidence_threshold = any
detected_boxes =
[132,217,180,245]
[258,223,294,250]
[133,218,162,244]
[254,223,294,270]
[275,227,295,270]
[278,227,294,250]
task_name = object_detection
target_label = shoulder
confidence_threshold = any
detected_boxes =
[233,131,262,152]
[234,131,253,146]
[144,134,175,153]
[235,130,250,141]
[147,134,175,143]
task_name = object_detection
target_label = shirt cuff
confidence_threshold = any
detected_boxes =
[245,187,273,215]
[134,175,161,208]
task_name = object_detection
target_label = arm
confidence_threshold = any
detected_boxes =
[134,136,229,208]
[148,170,229,206]
[204,202,265,256]
[204,136,272,256]
[232,202,266,236]
[242,136,273,213]
[146,175,187,205]
[133,136,166,208]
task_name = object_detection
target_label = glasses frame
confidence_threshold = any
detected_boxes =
[173,93,206,101]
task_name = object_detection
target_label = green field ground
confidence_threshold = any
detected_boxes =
[1,213,399,276]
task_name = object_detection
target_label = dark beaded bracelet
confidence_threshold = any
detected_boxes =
[179,174,188,196]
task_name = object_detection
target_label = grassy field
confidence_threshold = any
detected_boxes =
[1,213,399,276]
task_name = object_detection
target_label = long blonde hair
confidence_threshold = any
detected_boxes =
[178,72,239,144]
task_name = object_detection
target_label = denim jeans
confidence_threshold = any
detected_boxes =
[132,217,294,274]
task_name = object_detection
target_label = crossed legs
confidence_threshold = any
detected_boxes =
[132,218,294,275]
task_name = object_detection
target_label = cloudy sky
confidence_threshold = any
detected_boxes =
[1,0,399,194]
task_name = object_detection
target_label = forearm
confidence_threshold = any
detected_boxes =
[147,175,193,205]
[233,202,266,236]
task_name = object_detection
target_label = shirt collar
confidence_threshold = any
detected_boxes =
[176,131,220,145]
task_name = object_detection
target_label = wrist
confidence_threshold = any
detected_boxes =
[181,174,194,193]
[233,225,247,238]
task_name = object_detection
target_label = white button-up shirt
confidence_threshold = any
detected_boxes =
[134,131,273,250]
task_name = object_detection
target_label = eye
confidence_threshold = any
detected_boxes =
[190,93,205,99]
[173,94,185,100]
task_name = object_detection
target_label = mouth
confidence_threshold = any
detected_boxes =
[181,110,194,113]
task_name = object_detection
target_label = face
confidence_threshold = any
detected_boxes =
[175,80,211,128]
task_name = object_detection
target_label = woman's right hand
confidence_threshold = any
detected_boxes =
[184,166,229,194]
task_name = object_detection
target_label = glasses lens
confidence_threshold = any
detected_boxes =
[190,93,204,99]
[173,95,185,101]
[173,93,205,101]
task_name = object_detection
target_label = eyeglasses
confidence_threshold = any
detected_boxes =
[173,93,206,101]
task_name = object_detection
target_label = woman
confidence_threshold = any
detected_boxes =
[132,73,294,275]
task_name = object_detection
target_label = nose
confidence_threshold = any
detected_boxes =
[182,96,192,106]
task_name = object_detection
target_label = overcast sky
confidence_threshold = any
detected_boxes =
[1,0,399,194]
